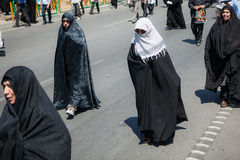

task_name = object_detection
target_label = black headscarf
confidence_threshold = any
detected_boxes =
[205,5,240,94]
[0,66,71,160]
[54,12,100,109]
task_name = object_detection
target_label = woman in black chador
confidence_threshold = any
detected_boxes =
[127,18,188,144]
[205,5,240,108]
[164,0,186,30]
[54,12,100,116]
[0,66,71,160]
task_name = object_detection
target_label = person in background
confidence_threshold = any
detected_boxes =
[54,12,100,117]
[40,0,53,25]
[80,0,85,14]
[216,0,231,20]
[71,0,82,20]
[89,0,100,14]
[188,0,212,46]
[111,0,118,9]
[27,0,38,23]
[127,18,188,144]
[130,0,140,23]
[164,0,186,30]
[147,0,154,15]
[231,0,240,19]
[0,0,10,15]
[13,0,31,27]
[205,5,240,108]
[0,66,71,160]
[141,0,148,17]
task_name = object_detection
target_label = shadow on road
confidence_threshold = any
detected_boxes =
[0,50,6,57]
[182,39,196,44]
[195,89,240,108]
[195,89,220,104]
[124,117,186,147]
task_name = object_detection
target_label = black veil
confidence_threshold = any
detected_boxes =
[0,66,71,160]
[54,12,100,109]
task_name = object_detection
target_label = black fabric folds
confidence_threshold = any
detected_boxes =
[0,66,71,160]
[0,0,10,13]
[164,0,186,29]
[205,5,240,100]
[54,12,100,109]
[27,0,37,23]
[127,44,188,142]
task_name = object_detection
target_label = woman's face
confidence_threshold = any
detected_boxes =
[2,80,16,105]
[135,29,146,35]
[222,9,231,21]
[62,18,70,29]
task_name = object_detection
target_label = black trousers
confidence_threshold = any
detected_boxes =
[191,19,204,43]
[15,3,30,26]
[73,3,82,17]
[141,2,148,17]
[90,2,100,13]
[80,1,85,14]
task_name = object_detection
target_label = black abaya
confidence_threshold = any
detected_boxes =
[0,66,71,160]
[165,0,186,29]
[205,5,240,100]
[127,44,188,142]
[54,12,100,109]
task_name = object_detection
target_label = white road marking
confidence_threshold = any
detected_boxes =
[196,143,210,148]
[215,116,227,119]
[204,131,218,136]
[200,137,214,142]
[212,121,224,124]
[103,19,130,28]
[190,150,206,156]
[218,111,230,115]
[208,126,221,130]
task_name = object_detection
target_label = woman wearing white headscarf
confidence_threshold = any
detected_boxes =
[127,18,188,144]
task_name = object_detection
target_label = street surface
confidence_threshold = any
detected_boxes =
[0,1,240,160]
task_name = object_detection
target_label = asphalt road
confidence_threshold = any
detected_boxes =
[0,1,240,160]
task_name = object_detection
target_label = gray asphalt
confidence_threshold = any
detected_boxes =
[0,1,240,160]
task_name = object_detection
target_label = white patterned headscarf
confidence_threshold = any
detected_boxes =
[132,18,167,63]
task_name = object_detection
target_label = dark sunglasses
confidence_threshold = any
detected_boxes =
[135,29,146,34]
[62,20,70,23]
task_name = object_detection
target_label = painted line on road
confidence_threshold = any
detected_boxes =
[2,27,23,33]
[204,131,218,136]
[185,107,233,160]
[195,143,210,148]
[103,19,130,28]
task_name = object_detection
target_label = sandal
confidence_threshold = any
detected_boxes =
[220,101,227,108]
[142,138,152,144]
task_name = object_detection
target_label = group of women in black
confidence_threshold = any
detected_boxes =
[0,4,240,158]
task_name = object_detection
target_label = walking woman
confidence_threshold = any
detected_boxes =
[127,18,188,144]
[0,66,71,160]
[54,12,100,116]
[205,5,240,108]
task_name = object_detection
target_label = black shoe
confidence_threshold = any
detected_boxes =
[48,21,54,24]
[26,23,31,27]
[13,25,20,28]
[42,22,47,25]
[165,27,171,31]
[89,12,93,15]
[32,20,38,24]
